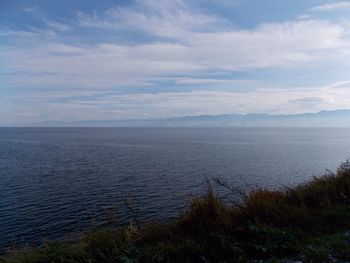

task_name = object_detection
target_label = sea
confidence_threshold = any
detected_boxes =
[1,127,350,251]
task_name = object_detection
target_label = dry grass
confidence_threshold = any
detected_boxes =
[3,161,350,262]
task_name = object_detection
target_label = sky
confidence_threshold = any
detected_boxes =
[1,0,350,125]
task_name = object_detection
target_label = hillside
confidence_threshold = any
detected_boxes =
[3,161,350,262]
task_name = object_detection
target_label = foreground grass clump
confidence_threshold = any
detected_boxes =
[3,161,350,262]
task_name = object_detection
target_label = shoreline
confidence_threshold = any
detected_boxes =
[2,161,350,262]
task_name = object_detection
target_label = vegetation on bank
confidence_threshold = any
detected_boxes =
[3,161,350,262]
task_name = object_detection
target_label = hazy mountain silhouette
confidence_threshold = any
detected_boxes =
[26,110,350,127]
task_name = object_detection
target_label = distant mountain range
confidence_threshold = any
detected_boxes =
[25,109,350,127]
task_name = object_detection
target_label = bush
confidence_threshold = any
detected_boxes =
[3,160,350,262]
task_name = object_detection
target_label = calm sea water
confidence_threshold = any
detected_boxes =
[1,127,350,250]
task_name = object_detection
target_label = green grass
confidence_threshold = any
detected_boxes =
[3,161,350,262]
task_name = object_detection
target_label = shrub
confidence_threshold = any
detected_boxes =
[3,160,350,262]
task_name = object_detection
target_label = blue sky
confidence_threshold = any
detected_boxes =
[1,0,350,124]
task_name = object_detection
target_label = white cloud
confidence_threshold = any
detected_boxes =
[0,29,43,38]
[3,81,350,123]
[2,0,350,123]
[4,18,349,89]
[4,0,350,90]
[312,2,350,12]
[44,19,71,32]
[76,1,225,38]
[22,6,39,13]
[173,78,252,86]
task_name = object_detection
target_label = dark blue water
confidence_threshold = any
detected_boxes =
[1,127,350,251]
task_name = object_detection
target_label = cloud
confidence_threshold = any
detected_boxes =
[4,17,349,89]
[44,19,71,32]
[312,2,350,12]
[289,97,326,108]
[22,6,40,13]
[76,1,225,38]
[2,0,350,123]
[173,78,252,86]
[3,80,350,124]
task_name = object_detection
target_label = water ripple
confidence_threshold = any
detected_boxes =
[1,127,350,252]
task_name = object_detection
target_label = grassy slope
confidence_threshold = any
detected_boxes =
[3,161,350,262]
